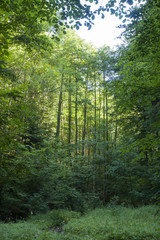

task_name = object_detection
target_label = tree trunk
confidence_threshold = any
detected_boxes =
[68,76,72,158]
[94,75,97,154]
[75,77,78,155]
[68,76,72,145]
[103,71,106,204]
[56,73,64,140]
[114,116,118,150]
[106,91,109,152]
[82,77,88,157]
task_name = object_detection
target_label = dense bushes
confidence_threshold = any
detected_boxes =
[0,139,158,221]
[0,143,102,220]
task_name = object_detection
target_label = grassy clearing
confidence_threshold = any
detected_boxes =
[0,209,81,240]
[64,205,160,240]
[0,206,159,240]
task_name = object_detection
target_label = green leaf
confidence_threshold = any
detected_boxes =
[111,8,115,15]
[101,13,105,19]
[91,15,95,20]
[127,0,133,5]
[76,25,79,30]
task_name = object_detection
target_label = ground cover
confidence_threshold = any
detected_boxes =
[0,206,159,240]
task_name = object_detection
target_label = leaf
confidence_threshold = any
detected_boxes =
[3,50,9,56]
[101,13,105,19]
[88,24,91,30]
[111,8,115,15]
[76,25,79,30]
[67,5,70,11]
[127,0,133,5]
[91,15,95,20]
[69,20,74,24]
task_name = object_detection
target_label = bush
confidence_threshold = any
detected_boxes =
[28,209,81,229]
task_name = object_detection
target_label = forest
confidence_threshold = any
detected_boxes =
[0,0,160,239]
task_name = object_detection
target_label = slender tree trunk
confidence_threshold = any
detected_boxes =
[98,87,101,157]
[67,76,72,158]
[8,97,12,116]
[114,116,118,150]
[68,76,72,145]
[106,91,109,152]
[87,118,91,160]
[61,102,64,142]
[98,87,102,183]
[103,72,106,150]
[102,71,106,204]
[94,75,97,154]
[79,128,81,154]
[75,77,78,155]
[56,73,64,139]
[93,75,97,193]
[82,77,88,157]
[82,99,87,156]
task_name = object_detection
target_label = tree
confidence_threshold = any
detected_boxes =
[108,0,160,204]
[1,0,160,219]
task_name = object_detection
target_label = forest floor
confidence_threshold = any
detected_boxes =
[0,205,159,240]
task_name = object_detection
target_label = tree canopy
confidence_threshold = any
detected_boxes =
[0,0,160,220]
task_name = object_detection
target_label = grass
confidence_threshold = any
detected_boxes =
[64,205,160,240]
[0,206,159,240]
[0,209,81,240]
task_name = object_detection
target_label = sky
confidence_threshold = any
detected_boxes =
[76,0,126,49]
[76,15,124,49]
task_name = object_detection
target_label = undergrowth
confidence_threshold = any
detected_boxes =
[0,206,159,240]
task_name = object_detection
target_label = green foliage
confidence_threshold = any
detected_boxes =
[28,209,81,229]
[64,206,160,240]
[0,209,81,240]
[107,0,160,205]
[0,221,53,240]
[0,0,160,221]
[0,206,159,240]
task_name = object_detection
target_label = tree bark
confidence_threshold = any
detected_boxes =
[56,73,64,140]
[82,77,88,157]
[75,77,78,155]
[68,76,72,145]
